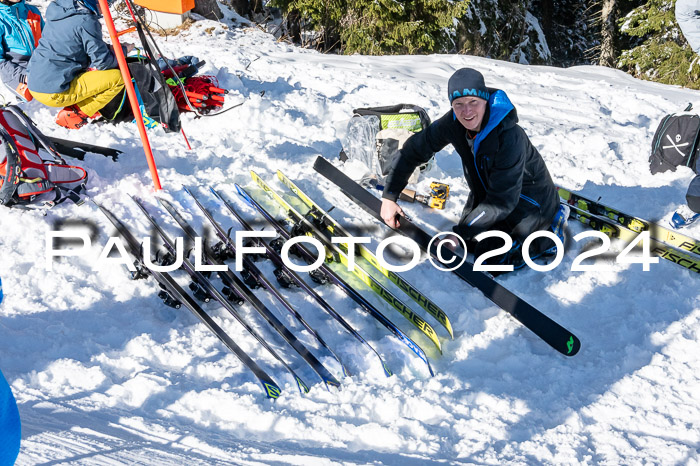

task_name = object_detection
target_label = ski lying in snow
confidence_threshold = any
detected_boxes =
[250,170,443,355]
[130,195,312,394]
[313,156,581,357]
[558,187,700,257]
[210,186,393,378]
[181,187,346,384]
[235,183,434,376]
[155,195,341,390]
[95,201,282,399]
[566,203,700,274]
[276,169,454,339]
[48,136,121,161]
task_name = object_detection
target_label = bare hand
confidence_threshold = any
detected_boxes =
[380,199,404,228]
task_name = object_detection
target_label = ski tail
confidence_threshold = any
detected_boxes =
[178,188,340,386]
[132,195,312,394]
[152,195,319,393]
[214,185,394,378]
[96,200,282,399]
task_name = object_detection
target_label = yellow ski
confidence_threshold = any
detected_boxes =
[250,170,443,354]
[277,169,454,339]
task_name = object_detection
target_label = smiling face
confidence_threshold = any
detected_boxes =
[451,96,487,132]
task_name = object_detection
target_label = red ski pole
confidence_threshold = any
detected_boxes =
[99,0,162,191]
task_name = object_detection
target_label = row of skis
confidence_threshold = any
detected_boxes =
[97,156,699,398]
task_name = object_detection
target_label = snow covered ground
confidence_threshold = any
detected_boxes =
[1,2,700,464]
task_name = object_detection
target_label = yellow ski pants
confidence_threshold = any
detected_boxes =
[30,69,124,117]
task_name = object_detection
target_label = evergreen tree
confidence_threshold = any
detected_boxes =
[618,0,700,88]
[272,0,469,54]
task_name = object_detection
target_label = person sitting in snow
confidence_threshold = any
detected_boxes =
[0,0,43,102]
[380,68,568,268]
[26,0,126,130]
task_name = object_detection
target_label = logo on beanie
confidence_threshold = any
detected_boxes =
[450,88,490,102]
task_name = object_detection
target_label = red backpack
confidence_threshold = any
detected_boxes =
[0,106,87,209]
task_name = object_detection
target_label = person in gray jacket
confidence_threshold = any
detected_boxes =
[381,68,566,267]
[27,0,124,129]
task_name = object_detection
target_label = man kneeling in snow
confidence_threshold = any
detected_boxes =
[380,68,568,269]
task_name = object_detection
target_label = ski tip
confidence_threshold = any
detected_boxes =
[296,377,310,395]
[262,381,282,400]
[324,378,341,391]
[382,363,393,378]
[445,321,454,340]
[182,185,194,196]
[209,186,222,199]
[234,183,251,203]
[426,361,435,377]
[564,335,581,357]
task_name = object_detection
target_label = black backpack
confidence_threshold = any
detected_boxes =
[99,57,181,133]
[649,105,700,175]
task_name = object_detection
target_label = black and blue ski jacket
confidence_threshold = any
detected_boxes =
[383,89,559,241]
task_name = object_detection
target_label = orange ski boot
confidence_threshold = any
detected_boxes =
[55,105,91,130]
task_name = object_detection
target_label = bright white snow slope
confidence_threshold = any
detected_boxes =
[1,2,700,464]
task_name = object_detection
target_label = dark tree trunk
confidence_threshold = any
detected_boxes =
[286,9,302,44]
[228,0,250,17]
[194,0,223,20]
[538,0,554,44]
[599,0,617,66]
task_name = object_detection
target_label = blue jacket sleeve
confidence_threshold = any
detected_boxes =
[81,17,118,71]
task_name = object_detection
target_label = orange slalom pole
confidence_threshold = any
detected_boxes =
[98,0,162,191]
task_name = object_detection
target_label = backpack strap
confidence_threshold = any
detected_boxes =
[0,134,21,206]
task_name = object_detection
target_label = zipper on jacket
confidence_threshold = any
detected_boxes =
[9,6,33,54]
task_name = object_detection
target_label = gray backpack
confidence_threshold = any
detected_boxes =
[340,104,434,183]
